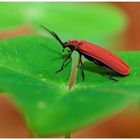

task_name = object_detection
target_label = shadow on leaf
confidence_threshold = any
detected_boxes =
[84,61,126,78]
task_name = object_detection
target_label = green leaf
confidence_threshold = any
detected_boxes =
[0,3,127,48]
[0,35,139,137]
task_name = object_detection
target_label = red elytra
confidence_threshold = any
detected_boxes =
[67,40,130,75]
[41,25,130,81]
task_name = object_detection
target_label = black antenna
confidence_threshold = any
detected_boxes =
[40,25,65,48]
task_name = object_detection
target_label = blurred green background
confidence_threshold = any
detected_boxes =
[0,2,127,49]
[1,2,140,138]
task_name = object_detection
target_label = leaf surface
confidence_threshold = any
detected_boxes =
[0,36,139,136]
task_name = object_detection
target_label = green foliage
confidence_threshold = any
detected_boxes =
[0,35,139,136]
[0,2,127,48]
[0,2,134,137]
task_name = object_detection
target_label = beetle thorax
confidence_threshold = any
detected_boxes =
[66,40,82,50]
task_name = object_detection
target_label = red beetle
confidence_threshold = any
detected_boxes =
[41,25,130,81]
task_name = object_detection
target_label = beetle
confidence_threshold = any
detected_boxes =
[41,25,130,81]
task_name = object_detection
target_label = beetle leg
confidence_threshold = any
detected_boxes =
[79,55,85,81]
[109,75,118,81]
[97,65,118,82]
[93,59,118,81]
[56,51,73,73]
[108,72,118,82]
[105,68,118,82]
[62,48,65,53]
[77,54,81,68]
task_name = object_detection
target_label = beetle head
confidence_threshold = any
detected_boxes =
[64,40,82,50]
